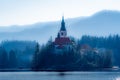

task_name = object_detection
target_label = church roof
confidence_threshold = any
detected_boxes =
[54,37,71,45]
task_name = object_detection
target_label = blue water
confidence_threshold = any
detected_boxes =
[0,72,120,80]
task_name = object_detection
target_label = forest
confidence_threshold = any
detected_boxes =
[0,35,120,71]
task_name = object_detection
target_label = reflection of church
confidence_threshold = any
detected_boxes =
[53,16,72,52]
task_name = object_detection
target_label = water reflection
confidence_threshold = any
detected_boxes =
[0,72,119,80]
[116,77,120,80]
[56,72,120,80]
[58,72,66,76]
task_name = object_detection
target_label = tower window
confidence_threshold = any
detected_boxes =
[61,32,63,35]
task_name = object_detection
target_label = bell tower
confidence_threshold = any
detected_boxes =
[54,16,72,49]
[58,16,67,38]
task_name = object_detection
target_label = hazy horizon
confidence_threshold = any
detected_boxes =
[0,9,120,27]
[0,0,120,26]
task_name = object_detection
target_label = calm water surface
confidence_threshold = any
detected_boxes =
[0,72,120,80]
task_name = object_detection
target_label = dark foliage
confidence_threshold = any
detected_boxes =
[78,35,120,66]
[0,35,119,71]
[0,40,37,70]
[32,35,114,71]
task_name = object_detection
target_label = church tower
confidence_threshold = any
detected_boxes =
[58,16,67,38]
[54,16,72,49]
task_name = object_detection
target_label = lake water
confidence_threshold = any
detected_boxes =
[0,72,120,80]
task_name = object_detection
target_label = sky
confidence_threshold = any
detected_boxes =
[0,0,120,26]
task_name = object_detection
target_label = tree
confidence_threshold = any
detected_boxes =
[32,43,40,70]
[9,50,17,69]
[103,50,113,68]
[0,47,8,69]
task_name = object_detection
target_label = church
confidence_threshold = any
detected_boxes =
[53,16,72,52]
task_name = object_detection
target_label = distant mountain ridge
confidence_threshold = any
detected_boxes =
[0,10,120,44]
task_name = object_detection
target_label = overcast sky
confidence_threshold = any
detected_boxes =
[0,0,120,26]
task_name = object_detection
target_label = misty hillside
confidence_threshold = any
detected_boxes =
[0,10,120,44]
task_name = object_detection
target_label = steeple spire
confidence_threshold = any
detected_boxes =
[58,16,67,38]
[60,16,66,31]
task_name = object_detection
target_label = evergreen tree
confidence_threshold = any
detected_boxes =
[32,43,40,70]
[0,47,8,69]
[9,50,17,69]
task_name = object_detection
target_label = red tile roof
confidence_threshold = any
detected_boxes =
[54,37,71,45]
